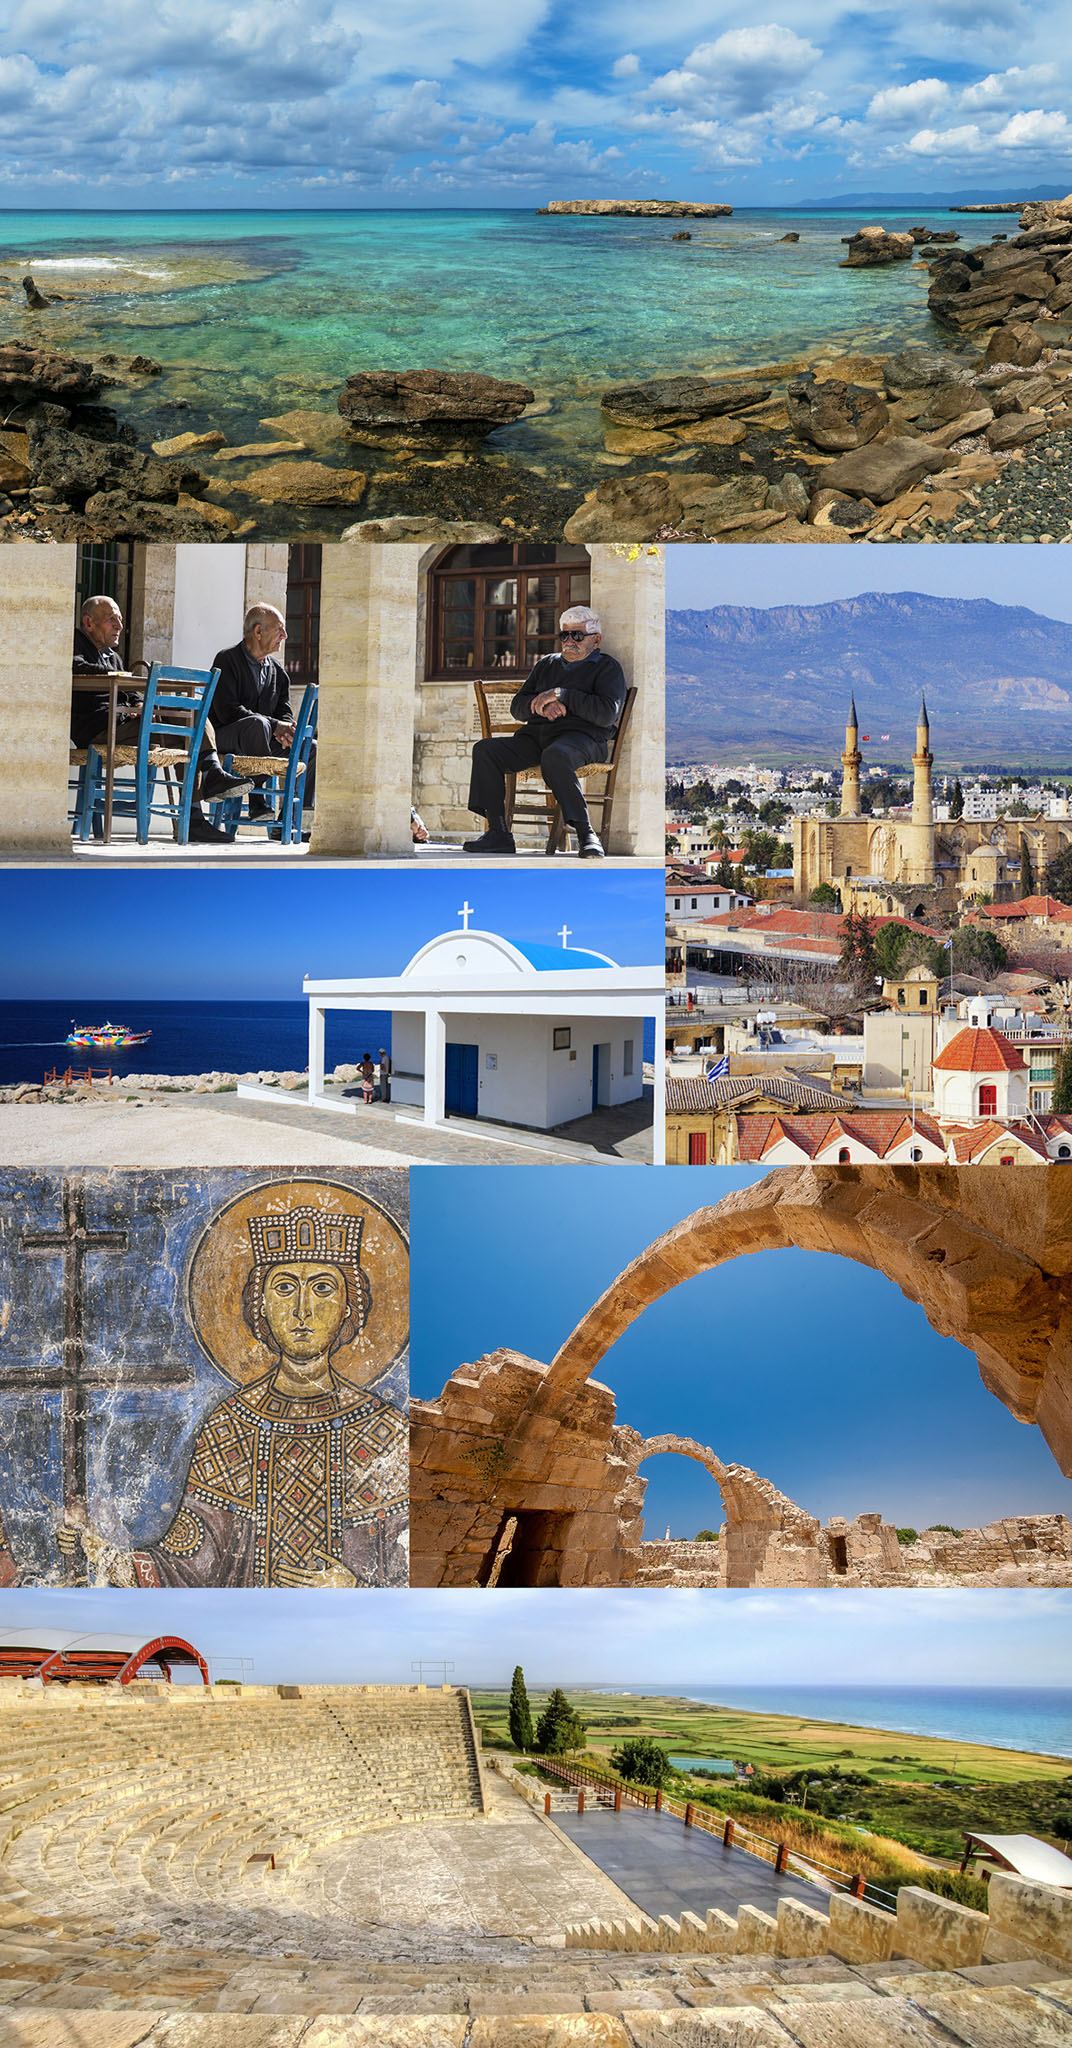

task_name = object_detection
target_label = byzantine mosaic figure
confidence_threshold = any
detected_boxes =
[64,1181,409,1589]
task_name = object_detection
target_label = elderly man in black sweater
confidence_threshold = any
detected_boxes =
[211,603,316,830]
[464,606,625,858]
[71,594,250,846]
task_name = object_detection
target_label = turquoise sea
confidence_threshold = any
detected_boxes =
[0,206,999,474]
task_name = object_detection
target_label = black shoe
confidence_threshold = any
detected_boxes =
[247,793,276,823]
[200,766,254,802]
[269,825,312,842]
[577,826,605,858]
[462,827,516,855]
[187,813,233,845]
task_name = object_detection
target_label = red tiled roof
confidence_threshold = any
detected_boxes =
[666,1075,844,1115]
[943,1121,1049,1162]
[978,896,1072,921]
[933,1026,1026,1074]
[732,1111,945,1162]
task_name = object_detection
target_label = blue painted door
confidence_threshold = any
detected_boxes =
[445,1042,479,1117]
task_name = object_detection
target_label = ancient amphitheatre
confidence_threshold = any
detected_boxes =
[2,1670,1072,2044]
[410,1166,1072,1589]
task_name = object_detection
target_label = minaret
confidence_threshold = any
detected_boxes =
[840,696,862,817]
[911,694,933,829]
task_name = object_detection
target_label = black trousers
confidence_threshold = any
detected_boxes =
[468,729,606,826]
[214,711,317,807]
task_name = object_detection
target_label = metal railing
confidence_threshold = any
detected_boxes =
[536,1756,896,1912]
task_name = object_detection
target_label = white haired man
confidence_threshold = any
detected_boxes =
[71,594,251,846]
[211,603,316,832]
[464,606,625,858]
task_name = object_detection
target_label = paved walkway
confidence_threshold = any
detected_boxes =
[551,1806,825,1923]
[199,1085,654,1165]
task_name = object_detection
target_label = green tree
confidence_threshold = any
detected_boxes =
[1052,1045,1072,1115]
[694,1529,719,1542]
[1046,843,1072,905]
[950,779,965,820]
[508,1665,534,1753]
[1020,836,1035,898]
[949,924,1009,976]
[535,1688,587,1756]
[611,1736,673,1789]
[758,799,791,830]
[809,883,841,910]
[871,921,913,978]
[839,908,878,990]
[714,856,735,888]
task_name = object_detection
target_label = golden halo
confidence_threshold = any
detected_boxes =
[186,1178,408,1397]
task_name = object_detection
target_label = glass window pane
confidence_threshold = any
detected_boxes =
[568,572,592,605]
[487,579,517,606]
[443,578,476,609]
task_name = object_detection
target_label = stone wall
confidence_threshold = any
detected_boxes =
[1,543,78,853]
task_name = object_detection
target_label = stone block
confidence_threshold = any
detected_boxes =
[776,1899,831,1957]
[468,2022,630,2048]
[619,2013,800,2045]
[894,1887,988,1969]
[658,1915,682,1951]
[677,1913,708,1950]
[735,1906,777,1955]
[827,1896,894,1964]
[903,1983,1072,2047]
[987,1875,1072,1964]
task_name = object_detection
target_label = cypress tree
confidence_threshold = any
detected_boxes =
[508,1664,534,1752]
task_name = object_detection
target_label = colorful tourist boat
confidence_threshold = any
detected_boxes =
[65,1022,152,1049]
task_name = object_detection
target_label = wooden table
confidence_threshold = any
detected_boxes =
[71,672,147,842]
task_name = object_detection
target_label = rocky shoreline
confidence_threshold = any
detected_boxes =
[1,1063,371,1104]
[5,198,1072,544]
[539,200,732,217]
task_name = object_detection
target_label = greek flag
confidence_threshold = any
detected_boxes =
[706,1055,730,1079]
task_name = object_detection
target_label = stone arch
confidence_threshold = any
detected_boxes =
[547,1168,1072,1476]
[619,1429,825,1587]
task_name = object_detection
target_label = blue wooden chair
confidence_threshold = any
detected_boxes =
[210,683,318,845]
[75,664,221,846]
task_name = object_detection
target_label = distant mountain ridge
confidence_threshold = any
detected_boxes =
[666,592,1072,766]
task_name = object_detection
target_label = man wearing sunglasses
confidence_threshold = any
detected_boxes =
[464,606,626,858]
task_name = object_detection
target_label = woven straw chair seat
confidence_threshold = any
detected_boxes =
[228,753,305,778]
[112,746,189,768]
[69,748,89,766]
[513,758,609,783]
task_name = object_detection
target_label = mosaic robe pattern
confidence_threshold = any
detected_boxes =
[133,1370,407,1588]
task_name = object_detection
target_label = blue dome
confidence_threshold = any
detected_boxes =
[511,940,615,971]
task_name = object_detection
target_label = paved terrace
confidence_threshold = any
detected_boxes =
[552,1807,824,1925]
[0,1085,654,1168]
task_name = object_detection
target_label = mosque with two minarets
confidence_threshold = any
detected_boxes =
[793,697,1072,917]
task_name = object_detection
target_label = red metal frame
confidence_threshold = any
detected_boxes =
[0,1634,209,1686]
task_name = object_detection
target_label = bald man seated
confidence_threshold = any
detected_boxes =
[71,595,251,846]
[211,603,316,837]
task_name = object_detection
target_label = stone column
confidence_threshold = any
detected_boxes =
[310,545,419,859]
[308,1003,325,1100]
[243,544,289,617]
[423,1007,446,1125]
[586,546,664,859]
[3,546,78,855]
[651,1010,666,1163]
[129,544,177,670]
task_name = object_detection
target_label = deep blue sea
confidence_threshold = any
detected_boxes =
[0,206,1000,472]
[628,1685,1072,1759]
[0,999,393,1085]
[0,1000,655,1085]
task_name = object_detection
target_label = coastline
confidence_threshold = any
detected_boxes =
[7,202,1071,543]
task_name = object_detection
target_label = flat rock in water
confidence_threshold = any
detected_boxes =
[341,516,503,542]
[0,342,104,408]
[883,347,976,396]
[214,439,308,462]
[245,459,367,505]
[261,408,349,453]
[841,225,915,266]
[152,430,226,457]
[601,376,772,427]
[337,368,534,443]
[787,376,889,451]
[821,436,952,502]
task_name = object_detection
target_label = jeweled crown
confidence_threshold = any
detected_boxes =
[248,1206,364,1269]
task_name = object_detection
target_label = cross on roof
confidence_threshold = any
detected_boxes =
[11,1177,188,1578]
[458,901,474,931]
[558,925,572,948]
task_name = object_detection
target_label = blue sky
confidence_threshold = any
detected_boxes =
[1,1586,1069,1690]
[666,544,1072,622]
[0,871,660,1000]
[0,3,1069,204]
[410,1165,1072,1534]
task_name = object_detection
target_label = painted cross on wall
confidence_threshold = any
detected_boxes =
[0,1169,409,1589]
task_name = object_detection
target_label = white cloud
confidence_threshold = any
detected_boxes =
[906,122,986,156]
[649,23,821,119]
[961,63,1057,109]
[996,106,1070,146]
[867,77,949,125]
[612,52,640,78]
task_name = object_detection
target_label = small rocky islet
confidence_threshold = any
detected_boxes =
[4,195,1072,545]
